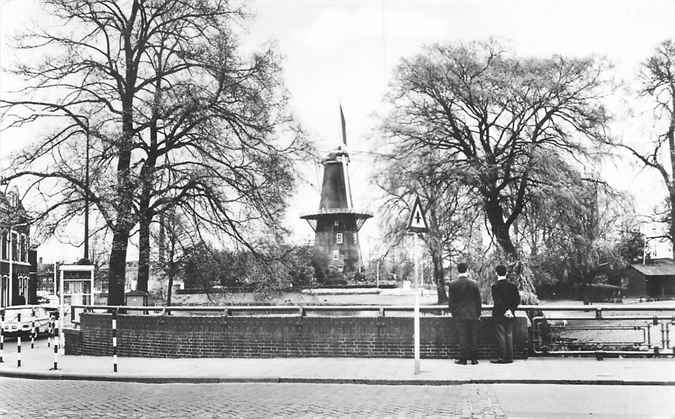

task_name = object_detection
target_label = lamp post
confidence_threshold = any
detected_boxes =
[79,116,90,263]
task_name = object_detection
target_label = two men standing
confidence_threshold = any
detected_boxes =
[447,263,520,364]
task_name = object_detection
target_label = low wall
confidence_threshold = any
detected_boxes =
[66,313,529,359]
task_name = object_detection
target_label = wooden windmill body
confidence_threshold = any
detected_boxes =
[301,108,372,279]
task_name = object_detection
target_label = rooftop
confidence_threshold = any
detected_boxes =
[631,260,675,276]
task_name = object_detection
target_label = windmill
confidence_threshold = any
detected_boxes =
[301,106,373,281]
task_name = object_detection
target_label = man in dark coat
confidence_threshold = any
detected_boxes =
[447,262,482,365]
[491,264,521,363]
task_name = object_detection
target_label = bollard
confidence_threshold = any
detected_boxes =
[50,333,59,371]
[0,309,4,363]
[17,336,21,368]
[31,308,36,349]
[17,312,22,364]
[112,309,118,373]
[47,315,53,348]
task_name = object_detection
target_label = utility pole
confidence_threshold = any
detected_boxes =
[83,116,90,262]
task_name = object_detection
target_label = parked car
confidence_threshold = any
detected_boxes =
[1,306,54,337]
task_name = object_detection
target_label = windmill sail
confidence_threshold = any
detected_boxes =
[340,104,347,146]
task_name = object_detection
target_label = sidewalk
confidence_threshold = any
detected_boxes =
[0,339,673,385]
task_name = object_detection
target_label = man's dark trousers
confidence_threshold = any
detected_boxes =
[456,319,480,362]
[495,317,514,362]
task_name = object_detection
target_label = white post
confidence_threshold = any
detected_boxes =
[59,269,64,355]
[53,263,57,296]
[8,229,12,306]
[413,235,421,375]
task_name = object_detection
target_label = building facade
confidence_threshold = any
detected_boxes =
[0,189,37,307]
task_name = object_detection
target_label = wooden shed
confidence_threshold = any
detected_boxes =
[625,260,675,299]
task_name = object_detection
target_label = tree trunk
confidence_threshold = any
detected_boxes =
[432,250,447,304]
[137,72,162,291]
[107,228,129,305]
[136,208,151,292]
[166,265,174,307]
[484,196,538,299]
[106,88,135,304]
[136,149,157,292]
[484,198,517,257]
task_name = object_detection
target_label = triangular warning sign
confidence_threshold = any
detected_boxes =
[407,196,428,233]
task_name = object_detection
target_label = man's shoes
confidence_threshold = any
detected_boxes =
[490,359,513,364]
[470,360,479,365]
[454,359,467,365]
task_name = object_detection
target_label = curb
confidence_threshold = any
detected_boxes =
[1,370,674,386]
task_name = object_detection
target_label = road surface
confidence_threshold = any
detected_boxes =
[0,377,673,418]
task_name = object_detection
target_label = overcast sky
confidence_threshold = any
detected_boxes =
[1,0,674,262]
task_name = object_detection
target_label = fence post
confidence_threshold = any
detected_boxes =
[0,309,4,363]
[112,309,118,373]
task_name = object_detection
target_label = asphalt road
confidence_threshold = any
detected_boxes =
[1,378,673,418]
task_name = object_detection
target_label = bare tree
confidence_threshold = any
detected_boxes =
[609,40,675,255]
[1,0,306,304]
[382,40,611,292]
[376,150,479,303]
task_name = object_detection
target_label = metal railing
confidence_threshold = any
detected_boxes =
[67,303,675,358]
[525,305,675,358]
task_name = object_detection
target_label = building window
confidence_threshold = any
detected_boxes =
[1,232,6,260]
[18,275,28,298]
[21,234,28,262]
[11,232,18,261]
[336,232,343,244]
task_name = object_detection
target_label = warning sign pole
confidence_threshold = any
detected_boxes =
[407,195,428,376]
[413,234,421,375]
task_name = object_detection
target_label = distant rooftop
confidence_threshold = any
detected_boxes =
[631,260,675,276]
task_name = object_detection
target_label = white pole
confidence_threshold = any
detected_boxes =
[413,235,421,375]
[59,269,64,355]
[53,263,57,296]
[8,229,12,306]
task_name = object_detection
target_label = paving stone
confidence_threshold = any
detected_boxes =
[0,378,505,418]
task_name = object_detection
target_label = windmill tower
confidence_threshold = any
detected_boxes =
[301,107,372,280]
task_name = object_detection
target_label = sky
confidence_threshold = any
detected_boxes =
[1,0,674,263]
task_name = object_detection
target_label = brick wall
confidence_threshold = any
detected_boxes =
[66,314,529,359]
[64,328,82,355]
